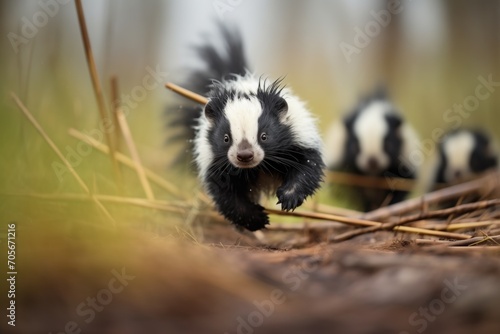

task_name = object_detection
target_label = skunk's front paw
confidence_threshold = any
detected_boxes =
[231,204,269,231]
[276,185,306,212]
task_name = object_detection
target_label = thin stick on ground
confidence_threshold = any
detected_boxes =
[395,199,500,225]
[75,0,120,182]
[266,213,471,240]
[331,199,499,243]
[427,234,500,248]
[10,92,115,225]
[116,109,155,200]
[265,208,380,227]
[362,172,499,221]
[315,203,362,218]
[446,220,500,231]
[414,220,500,231]
[386,226,470,240]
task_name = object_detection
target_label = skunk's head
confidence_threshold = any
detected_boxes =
[437,129,498,183]
[203,78,290,169]
[343,95,404,175]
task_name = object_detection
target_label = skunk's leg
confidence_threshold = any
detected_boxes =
[205,175,269,231]
[277,148,325,211]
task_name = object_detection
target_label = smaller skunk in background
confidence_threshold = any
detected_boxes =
[434,129,498,185]
[167,27,325,231]
[324,87,420,211]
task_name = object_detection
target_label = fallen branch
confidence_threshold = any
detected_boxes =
[426,234,500,248]
[265,208,380,227]
[395,199,500,225]
[330,199,499,243]
[362,172,499,221]
[268,222,471,240]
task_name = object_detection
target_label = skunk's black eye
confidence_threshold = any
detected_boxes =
[260,133,268,141]
[224,134,230,143]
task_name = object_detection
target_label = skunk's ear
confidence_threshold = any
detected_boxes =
[204,100,220,122]
[386,113,402,129]
[344,112,357,131]
[275,96,288,118]
[476,132,497,162]
[373,83,389,100]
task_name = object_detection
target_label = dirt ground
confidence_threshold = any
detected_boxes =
[4,172,499,334]
[11,211,500,334]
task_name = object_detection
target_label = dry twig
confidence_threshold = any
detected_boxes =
[362,172,499,221]
[116,110,155,200]
[165,83,208,105]
[331,199,499,242]
[75,0,120,181]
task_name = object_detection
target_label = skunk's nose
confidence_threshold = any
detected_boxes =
[454,170,463,180]
[237,150,254,162]
[367,157,379,171]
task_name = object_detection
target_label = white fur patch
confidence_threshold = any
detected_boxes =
[442,131,475,182]
[280,89,323,153]
[353,101,392,173]
[223,73,259,95]
[324,120,347,168]
[193,112,213,182]
[399,123,421,176]
[225,97,265,168]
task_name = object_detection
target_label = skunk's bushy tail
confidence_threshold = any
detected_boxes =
[166,26,249,165]
[189,26,248,94]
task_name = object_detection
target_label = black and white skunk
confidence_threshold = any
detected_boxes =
[324,87,420,211]
[168,27,324,231]
[434,129,498,184]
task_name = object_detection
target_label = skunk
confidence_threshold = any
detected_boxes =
[324,87,420,211]
[168,27,324,231]
[434,129,498,184]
